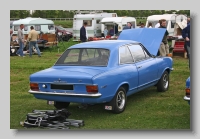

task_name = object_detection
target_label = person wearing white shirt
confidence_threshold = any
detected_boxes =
[155,20,161,28]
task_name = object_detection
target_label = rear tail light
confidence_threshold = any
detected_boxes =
[86,85,98,94]
[30,83,39,91]
[185,88,190,96]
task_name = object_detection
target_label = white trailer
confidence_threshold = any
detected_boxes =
[145,14,187,48]
[12,17,55,35]
[145,14,187,37]
[72,11,117,41]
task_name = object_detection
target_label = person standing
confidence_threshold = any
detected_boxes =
[183,17,190,59]
[123,22,132,30]
[28,26,41,57]
[148,22,153,28]
[182,17,190,68]
[16,24,25,57]
[155,20,160,28]
[80,22,88,42]
[104,27,108,38]
[140,23,145,28]
[158,19,169,56]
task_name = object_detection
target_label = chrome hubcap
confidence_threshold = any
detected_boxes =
[116,91,125,109]
[163,74,169,89]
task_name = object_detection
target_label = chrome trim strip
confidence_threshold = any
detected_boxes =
[183,96,190,101]
[28,90,102,98]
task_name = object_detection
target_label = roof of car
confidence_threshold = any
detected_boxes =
[68,40,140,50]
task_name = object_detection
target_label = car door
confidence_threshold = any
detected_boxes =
[127,44,158,90]
[119,45,138,94]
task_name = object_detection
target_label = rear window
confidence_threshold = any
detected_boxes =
[55,48,110,66]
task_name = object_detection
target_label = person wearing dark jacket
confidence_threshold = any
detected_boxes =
[123,22,132,30]
[158,19,169,56]
[80,22,88,42]
[182,18,190,68]
[183,17,190,59]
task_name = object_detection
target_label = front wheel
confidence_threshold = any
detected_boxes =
[157,71,169,92]
[54,101,70,109]
[110,87,127,114]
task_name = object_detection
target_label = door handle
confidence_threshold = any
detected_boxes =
[137,66,142,69]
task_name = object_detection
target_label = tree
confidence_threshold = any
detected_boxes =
[10,10,30,18]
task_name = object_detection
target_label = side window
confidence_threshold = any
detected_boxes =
[128,44,146,62]
[96,20,100,24]
[83,20,92,27]
[119,46,133,64]
[48,25,54,30]
[141,45,150,58]
[24,25,28,31]
[14,26,20,31]
[35,25,41,31]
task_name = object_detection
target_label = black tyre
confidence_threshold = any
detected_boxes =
[157,71,169,92]
[110,87,127,114]
[54,101,70,109]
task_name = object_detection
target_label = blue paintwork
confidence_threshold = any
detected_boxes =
[118,28,167,56]
[29,29,173,105]
[186,76,190,88]
[185,76,190,105]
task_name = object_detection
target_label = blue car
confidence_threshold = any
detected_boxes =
[28,28,173,114]
[184,76,190,105]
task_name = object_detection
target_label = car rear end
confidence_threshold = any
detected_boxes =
[28,67,107,104]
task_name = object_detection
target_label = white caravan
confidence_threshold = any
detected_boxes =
[12,17,55,35]
[100,17,137,35]
[145,14,187,37]
[72,11,117,41]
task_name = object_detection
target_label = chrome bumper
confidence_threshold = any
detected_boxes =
[28,90,102,98]
[183,96,190,101]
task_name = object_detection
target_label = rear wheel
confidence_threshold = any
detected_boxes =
[54,101,70,109]
[157,71,169,92]
[110,87,127,114]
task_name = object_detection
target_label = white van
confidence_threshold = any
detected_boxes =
[145,14,187,37]
[72,11,117,41]
[12,17,55,36]
[100,17,137,36]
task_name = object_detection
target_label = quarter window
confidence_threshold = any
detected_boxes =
[119,46,133,64]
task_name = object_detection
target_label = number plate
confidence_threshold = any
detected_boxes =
[105,106,112,110]
[47,101,54,105]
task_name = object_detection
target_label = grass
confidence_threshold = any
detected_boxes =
[10,40,190,129]
[53,20,73,28]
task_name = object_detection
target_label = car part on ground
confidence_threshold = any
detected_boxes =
[20,109,84,129]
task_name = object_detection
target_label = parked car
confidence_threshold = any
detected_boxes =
[184,76,190,105]
[55,26,73,41]
[28,28,173,114]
